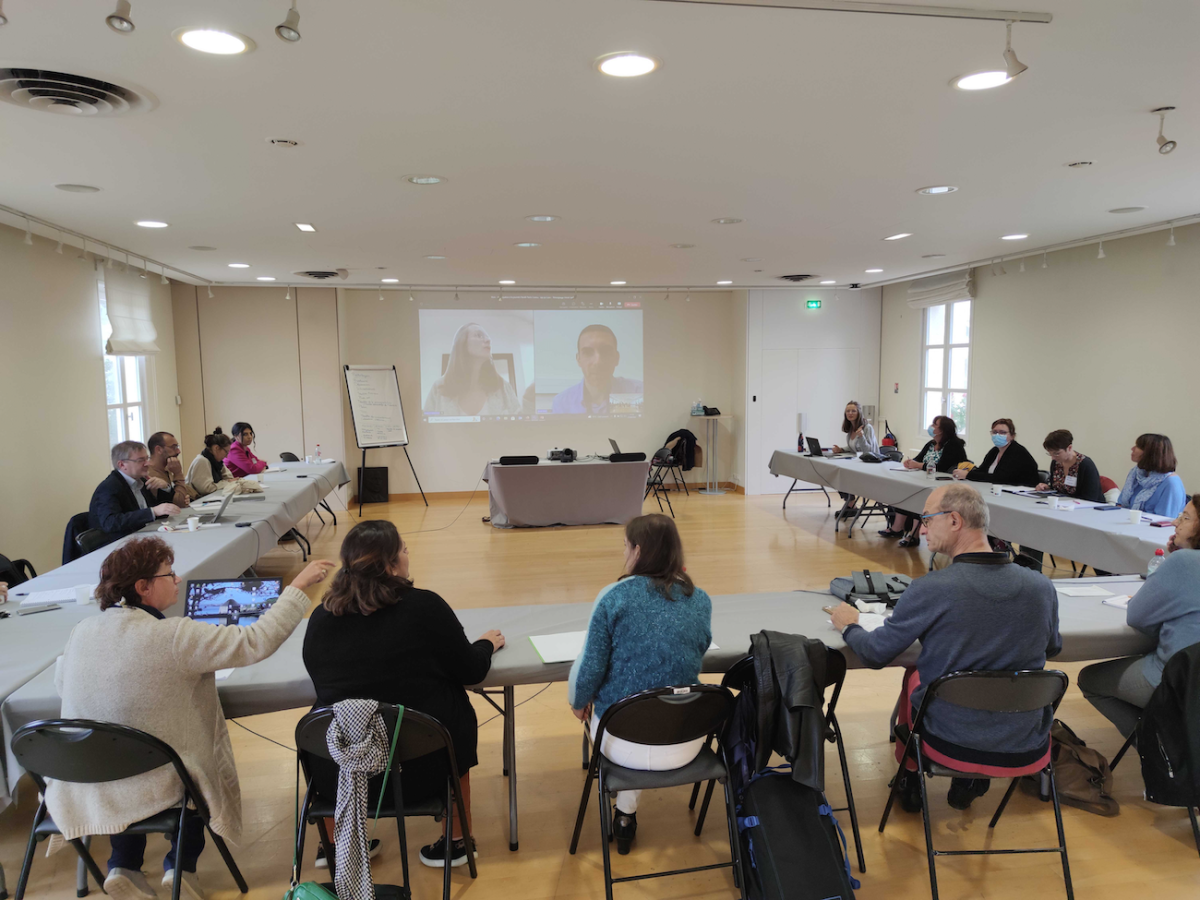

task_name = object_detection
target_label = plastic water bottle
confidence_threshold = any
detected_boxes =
[925,461,935,480]
[1147,548,1165,577]
[314,444,321,463]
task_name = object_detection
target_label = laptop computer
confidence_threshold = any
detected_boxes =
[172,491,242,525]
[185,577,283,626]
[609,439,622,456]
[806,436,856,459]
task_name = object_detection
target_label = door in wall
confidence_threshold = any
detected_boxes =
[759,348,859,494]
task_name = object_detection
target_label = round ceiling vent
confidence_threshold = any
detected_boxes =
[0,68,155,116]
[294,269,349,280]
[777,274,816,282]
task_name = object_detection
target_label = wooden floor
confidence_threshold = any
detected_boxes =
[4,487,1199,900]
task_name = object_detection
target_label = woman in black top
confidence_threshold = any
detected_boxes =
[303,520,505,869]
[1035,429,1104,503]
[956,418,1040,486]
[881,415,967,547]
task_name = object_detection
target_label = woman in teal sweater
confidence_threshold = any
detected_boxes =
[568,513,712,855]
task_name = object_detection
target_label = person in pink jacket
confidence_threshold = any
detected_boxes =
[225,421,267,478]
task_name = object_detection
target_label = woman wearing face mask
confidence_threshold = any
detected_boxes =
[881,416,966,546]
[1117,433,1187,518]
[1035,430,1104,502]
[225,422,268,479]
[423,323,521,417]
[954,418,1040,486]
[832,400,879,519]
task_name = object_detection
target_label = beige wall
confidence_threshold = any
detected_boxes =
[0,223,175,574]
[878,222,1200,490]
[337,289,736,494]
[731,291,748,487]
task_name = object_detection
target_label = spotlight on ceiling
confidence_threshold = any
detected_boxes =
[276,1,301,42]
[1003,21,1028,79]
[106,0,135,33]
[596,52,659,77]
[1153,107,1177,155]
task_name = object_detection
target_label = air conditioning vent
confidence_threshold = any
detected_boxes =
[777,274,816,282]
[0,68,154,116]
[294,269,349,280]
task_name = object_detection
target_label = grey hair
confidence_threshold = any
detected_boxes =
[938,484,990,531]
[111,440,147,469]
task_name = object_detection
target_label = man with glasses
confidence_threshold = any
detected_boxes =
[827,484,1061,812]
[551,323,643,415]
[146,431,191,508]
[88,441,181,546]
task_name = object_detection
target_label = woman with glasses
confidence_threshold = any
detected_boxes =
[1034,429,1104,502]
[1117,433,1187,518]
[423,323,521,417]
[1078,495,1200,738]
[48,537,332,900]
[953,418,1040,486]
[225,421,268,478]
[880,415,967,547]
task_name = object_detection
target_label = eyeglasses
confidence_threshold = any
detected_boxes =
[989,430,1010,436]
[919,511,954,526]
[123,456,150,464]
[149,572,178,580]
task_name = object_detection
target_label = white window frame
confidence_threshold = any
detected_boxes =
[99,274,152,446]
[919,299,973,438]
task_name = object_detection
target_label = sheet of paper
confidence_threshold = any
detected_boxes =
[1055,585,1113,597]
[529,631,718,664]
[856,613,888,632]
[1101,595,1131,610]
[215,668,235,681]
[854,600,891,615]
[20,588,82,606]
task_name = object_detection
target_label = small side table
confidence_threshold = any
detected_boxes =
[694,415,733,495]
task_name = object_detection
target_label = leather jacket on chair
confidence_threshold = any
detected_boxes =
[750,630,828,791]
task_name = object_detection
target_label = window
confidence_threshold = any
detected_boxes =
[921,299,972,435]
[99,278,149,447]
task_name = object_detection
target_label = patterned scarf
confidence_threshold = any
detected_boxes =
[1119,467,1170,511]
[326,700,389,900]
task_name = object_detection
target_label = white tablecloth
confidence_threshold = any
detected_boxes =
[483,458,650,527]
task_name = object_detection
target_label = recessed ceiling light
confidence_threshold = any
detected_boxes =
[189,246,217,251]
[671,244,696,249]
[514,242,541,248]
[1000,234,1028,240]
[717,280,733,285]
[135,220,168,228]
[711,217,743,225]
[819,280,836,285]
[922,253,946,259]
[55,183,101,193]
[596,52,660,77]
[953,70,1011,91]
[1108,207,1146,214]
[740,257,763,262]
[381,278,400,283]
[228,263,250,268]
[256,276,276,281]
[499,280,516,285]
[916,185,958,195]
[526,215,559,223]
[405,175,447,185]
[611,281,626,286]
[424,255,446,260]
[883,233,913,241]
[865,268,884,274]
[295,223,316,232]
[174,28,255,55]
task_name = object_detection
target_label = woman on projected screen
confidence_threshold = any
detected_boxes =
[423,323,521,417]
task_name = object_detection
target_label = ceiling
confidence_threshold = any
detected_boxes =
[1,0,1197,289]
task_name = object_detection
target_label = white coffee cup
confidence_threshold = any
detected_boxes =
[1128,508,1141,525]
[187,516,201,532]
[305,455,313,464]
[991,484,1001,496]
[256,471,264,483]
[75,584,95,605]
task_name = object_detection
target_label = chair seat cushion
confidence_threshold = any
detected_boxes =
[601,746,726,793]
[36,808,183,837]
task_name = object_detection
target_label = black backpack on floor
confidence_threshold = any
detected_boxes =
[738,770,858,900]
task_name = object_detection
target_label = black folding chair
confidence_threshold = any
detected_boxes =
[74,529,110,557]
[569,685,743,900]
[688,651,865,873]
[10,719,248,900]
[878,670,1073,900]
[0,553,35,588]
[294,704,476,900]
[280,452,337,525]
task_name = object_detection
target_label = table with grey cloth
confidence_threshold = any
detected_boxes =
[483,458,650,528]
[0,461,347,812]
[769,450,1170,575]
[2,577,1154,852]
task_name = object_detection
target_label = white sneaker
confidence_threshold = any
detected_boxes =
[104,868,158,900]
[161,869,205,900]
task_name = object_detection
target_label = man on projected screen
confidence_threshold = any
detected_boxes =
[552,324,643,415]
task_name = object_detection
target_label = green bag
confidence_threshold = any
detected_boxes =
[283,705,405,900]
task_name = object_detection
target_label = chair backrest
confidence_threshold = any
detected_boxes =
[722,650,847,719]
[63,512,92,565]
[1037,469,1051,484]
[280,452,301,462]
[295,703,456,772]
[76,529,111,556]
[0,553,35,586]
[919,670,1068,721]
[598,684,735,746]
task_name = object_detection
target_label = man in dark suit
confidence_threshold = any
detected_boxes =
[89,440,181,543]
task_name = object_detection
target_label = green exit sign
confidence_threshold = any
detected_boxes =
[806,299,822,309]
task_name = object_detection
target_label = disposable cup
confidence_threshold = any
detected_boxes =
[1128,508,1141,525]
[187,516,201,532]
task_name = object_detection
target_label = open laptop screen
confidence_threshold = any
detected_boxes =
[185,578,283,626]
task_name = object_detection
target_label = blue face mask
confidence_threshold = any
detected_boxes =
[927,425,936,437]
[991,433,1009,448]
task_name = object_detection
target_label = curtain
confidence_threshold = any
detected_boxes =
[906,269,973,309]
[103,267,160,354]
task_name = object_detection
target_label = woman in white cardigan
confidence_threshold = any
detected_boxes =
[185,428,237,499]
[48,537,333,900]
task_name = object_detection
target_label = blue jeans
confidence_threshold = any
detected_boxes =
[107,814,205,874]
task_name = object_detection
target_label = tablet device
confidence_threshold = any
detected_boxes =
[185,578,283,626]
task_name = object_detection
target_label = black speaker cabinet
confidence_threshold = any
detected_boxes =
[358,466,389,504]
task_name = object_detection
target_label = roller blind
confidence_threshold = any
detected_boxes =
[103,268,160,354]
[906,269,973,309]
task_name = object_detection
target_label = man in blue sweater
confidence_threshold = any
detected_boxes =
[829,484,1061,811]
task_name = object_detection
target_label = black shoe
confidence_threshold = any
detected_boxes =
[947,778,991,810]
[898,535,921,548]
[612,809,637,855]
[891,771,924,813]
[315,838,380,869]
[879,529,903,538]
[419,835,477,869]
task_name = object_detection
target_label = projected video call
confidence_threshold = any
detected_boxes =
[419,306,644,422]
